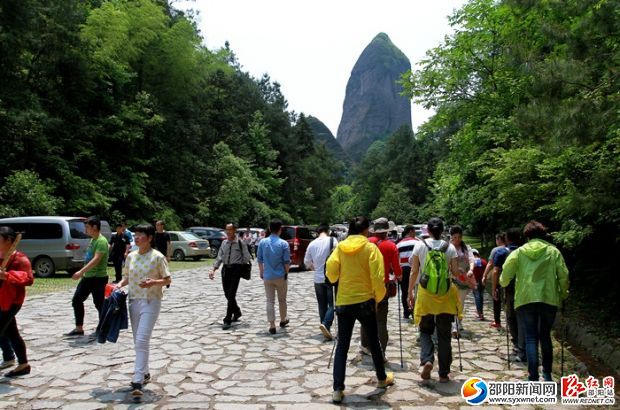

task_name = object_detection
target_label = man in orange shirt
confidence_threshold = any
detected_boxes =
[360,217,402,359]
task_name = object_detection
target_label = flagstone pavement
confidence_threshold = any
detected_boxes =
[0,265,585,409]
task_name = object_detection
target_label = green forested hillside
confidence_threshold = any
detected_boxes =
[0,0,343,228]
[344,0,619,311]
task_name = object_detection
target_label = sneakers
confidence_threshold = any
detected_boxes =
[319,324,333,340]
[359,343,371,356]
[421,361,433,380]
[489,322,501,329]
[377,372,395,388]
[332,390,344,403]
[64,329,84,337]
[131,382,143,398]
[0,359,16,370]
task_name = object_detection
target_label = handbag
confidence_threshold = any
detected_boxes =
[229,240,251,280]
[387,280,398,298]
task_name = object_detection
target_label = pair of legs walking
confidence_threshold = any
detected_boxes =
[333,299,391,395]
[129,299,161,386]
[505,286,526,360]
[71,276,108,333]
[0,304,29,376]
[264,277,288,331]
[222,266,242,326]
[419,313,453,380]
[399,266,412,319]
[314,283,334,337]
[360,295,388,354]
[517,302,557,381]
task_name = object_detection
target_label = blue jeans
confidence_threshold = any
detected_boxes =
[333,299,386,391]
[314,283,334,329]
[0,336,14,361]
[473,283,485,314]
[517,303,557,381]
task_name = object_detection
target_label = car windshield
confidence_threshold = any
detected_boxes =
[69,220,90,239]
[181,232,201,241]
[280,227,295,240]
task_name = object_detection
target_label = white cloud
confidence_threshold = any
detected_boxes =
[178,0,467,136]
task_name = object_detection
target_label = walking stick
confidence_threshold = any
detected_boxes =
[455,310,463,372]
[0,233,22,289]
[327,284,338,369]
[396,282,404,368]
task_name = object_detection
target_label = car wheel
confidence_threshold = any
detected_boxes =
[34,256,56,278]
[192,256,201,261]
[208,248,217,258]
[173,249,185,261]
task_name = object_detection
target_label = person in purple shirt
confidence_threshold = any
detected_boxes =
[257,219,291,335]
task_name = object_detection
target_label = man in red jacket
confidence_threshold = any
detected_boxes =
[360,218,402,359]
[0,226,34,377]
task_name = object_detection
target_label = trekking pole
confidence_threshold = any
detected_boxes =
[455,312,463,372]
[504,290,511,370]
[561,301,566,376]
[396,282,404,368]
[328,284,338,369]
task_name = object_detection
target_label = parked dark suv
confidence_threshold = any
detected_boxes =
[187,227,226,257]
[280,225,313,270]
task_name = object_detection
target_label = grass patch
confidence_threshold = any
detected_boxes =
[27,258,213,297]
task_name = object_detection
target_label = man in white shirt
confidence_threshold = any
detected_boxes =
[304,224,338,340]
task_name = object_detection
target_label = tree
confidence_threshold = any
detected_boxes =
[0,170,62,217]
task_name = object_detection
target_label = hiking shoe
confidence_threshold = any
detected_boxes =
[64,329,84,337]
[130,382,143,397]
[0,359,16,370]
[319,324,333,340]
[332,390,344,403]
[359,343,370,356]
[377,372,394,388]
[421,362,433,380]
[489,322,501,329]
[279,319,289,328]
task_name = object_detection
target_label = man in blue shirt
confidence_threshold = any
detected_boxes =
[257,219,291,335]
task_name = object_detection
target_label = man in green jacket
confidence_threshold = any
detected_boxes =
[500,220,569,381]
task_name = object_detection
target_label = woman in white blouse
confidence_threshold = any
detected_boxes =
[115,224,171,398]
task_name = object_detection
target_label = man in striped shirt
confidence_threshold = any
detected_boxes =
[397,225,420,319]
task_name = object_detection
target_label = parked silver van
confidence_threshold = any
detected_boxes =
[0,216,97,277]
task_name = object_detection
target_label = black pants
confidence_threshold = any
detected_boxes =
[222,265,241,321]
[505,286,525,357]
[399,266,412,318]
[72,276,108,327]
[112,256,124,282]
[333,299,386,391]
[0,305,27,365]
[419,313,453,378]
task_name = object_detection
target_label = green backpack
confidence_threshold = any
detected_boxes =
[419,240,451,296]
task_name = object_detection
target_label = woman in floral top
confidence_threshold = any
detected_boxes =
[449,225,475,337]
[115,224,171,398]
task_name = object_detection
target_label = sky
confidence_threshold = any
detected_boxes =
[177,1,468,136]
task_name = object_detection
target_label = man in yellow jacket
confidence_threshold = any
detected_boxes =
[326,216,394,404]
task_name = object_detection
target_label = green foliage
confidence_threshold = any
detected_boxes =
[371,183,416,224]
[0,170,63,217]
[0,0,344,229]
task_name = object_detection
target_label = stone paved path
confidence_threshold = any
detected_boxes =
[0,265,580,409]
